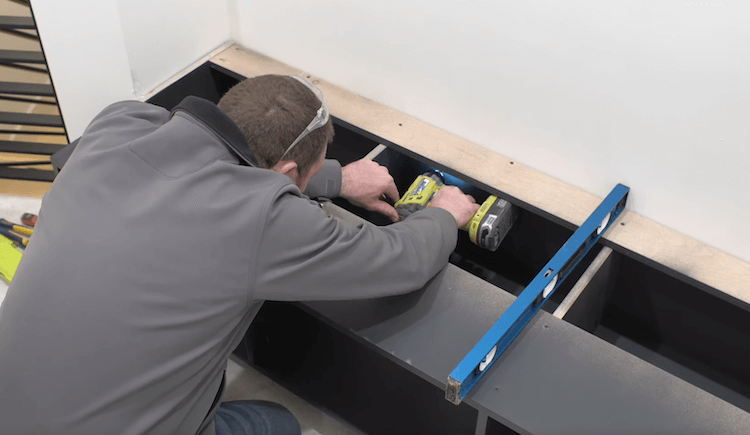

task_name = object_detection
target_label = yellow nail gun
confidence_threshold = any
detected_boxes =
[394,171,517,252]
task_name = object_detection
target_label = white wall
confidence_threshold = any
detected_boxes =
[31,1,133,140]
[32,0,232,139]
[235,0,750,263]
[31,0,750,264]
[116,0,232,98]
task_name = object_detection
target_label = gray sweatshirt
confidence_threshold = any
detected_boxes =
[0,97,457,435]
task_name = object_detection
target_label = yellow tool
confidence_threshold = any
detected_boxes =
[0,218,33,237]
[0,227,29,248]
[394,171,517,251]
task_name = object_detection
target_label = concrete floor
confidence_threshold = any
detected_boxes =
[226,356,366,435]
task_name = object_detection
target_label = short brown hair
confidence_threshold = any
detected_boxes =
[217,75,334,176]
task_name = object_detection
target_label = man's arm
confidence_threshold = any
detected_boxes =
[251,189,459,302]
[304,159,401,222]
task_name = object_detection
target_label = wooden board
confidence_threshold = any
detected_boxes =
[208,44,750,307]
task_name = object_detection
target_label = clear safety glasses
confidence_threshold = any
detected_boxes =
[277,75,329,162]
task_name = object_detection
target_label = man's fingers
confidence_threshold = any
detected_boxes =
[384,181,400,204]
[370,201,399,222]
[372,162,399,202]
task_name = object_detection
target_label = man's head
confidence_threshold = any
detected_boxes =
[217,74,334,185]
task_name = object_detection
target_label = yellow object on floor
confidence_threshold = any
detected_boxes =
[0,218,33,236]
[0,234,22,284]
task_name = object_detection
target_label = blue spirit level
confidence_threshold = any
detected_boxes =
[445,184,629,405]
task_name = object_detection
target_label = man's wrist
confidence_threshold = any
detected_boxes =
[304,159,342,198]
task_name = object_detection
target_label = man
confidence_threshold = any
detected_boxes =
[0,74,478,434]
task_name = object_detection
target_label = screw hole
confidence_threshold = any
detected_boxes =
[510,161,514,165]
[398,123,403,126]
[544,324,550,329]
[620,222,625,226]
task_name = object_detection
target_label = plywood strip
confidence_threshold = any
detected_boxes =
[364,144,387,161]
[209,44,750,306]
[554,247,614,320]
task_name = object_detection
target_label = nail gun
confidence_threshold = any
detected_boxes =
[394,171,517,251]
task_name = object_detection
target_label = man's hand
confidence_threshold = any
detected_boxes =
[340,159,400,222]
[428,186,480,228]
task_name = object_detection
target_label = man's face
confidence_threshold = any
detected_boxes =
[296,147,327,192]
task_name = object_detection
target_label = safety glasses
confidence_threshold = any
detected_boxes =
[277,75,329,162]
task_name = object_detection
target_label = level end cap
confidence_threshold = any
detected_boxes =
[445,376,463,405]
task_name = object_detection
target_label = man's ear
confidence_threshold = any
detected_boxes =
[270,159,299,181]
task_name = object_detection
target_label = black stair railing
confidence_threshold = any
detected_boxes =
[0,0,67,182]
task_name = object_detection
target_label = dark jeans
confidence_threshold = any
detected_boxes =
[214,400,301,435]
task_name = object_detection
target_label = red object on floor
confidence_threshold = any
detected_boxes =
[21,213,37,227]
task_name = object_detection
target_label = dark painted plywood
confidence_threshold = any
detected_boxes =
[305,264,750,435]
